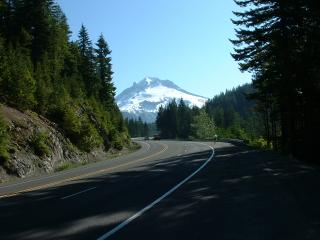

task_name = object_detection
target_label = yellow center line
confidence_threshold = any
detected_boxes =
[0,142,169,199]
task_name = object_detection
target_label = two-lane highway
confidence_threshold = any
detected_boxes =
[0,140,215,240]
[0,140,164,197]
[2,140,320,240]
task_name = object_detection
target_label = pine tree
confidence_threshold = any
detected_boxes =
[6,46,36,110]
[95,34,115,108]
[0,113,9,164]
[34,54,53,114]
[143,122,149,137]
[231,0,298,154]
[16,0,55,64]
[231,0,320,159]
[177,98,191,139]
[77,24,97,96]
[0,35,8,100]
[0,0,130,156]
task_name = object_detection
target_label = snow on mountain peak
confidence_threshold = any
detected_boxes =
[116,77,208,122]
[145,77,152,85]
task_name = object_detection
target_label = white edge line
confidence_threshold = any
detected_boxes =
[143,141,151,152]
[61,186,97,200]
[97,143,214,240]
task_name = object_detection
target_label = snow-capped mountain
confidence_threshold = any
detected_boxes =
[116,77,208,122]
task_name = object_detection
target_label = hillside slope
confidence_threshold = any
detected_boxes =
[0,105,133,183]
[0,0,132,182]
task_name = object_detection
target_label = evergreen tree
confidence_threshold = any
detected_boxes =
[77,24,97,96]
[95,34,115,107]
[0,35,9,100]
[125,118,150,138]
[0,0,130,158]
[231,0,320,160]
[6,46,36,109]
[177,98,192,139]
[0,113,9,164]
[34,54,53,114]
[143,122,149,137]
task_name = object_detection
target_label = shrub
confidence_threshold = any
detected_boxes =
[0,115,9,164]
[191,110,216,140]
[32,131,50,156]
[61,107,81,142]
[249,137,268,149]
[78,121,103,152]
[49,100,125,153]
[56,162,73,172]
[113,134,123,150]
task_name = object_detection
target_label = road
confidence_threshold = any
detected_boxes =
[0,140,320,240]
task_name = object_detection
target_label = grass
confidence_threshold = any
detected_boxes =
[56,161,86,172]
[248,137,269,149]
[54,142,142,172]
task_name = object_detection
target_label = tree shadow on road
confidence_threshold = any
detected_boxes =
[1,143,319,240]
[129,145,320,240]
[0,148,213,239]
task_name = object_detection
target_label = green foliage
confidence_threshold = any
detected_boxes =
[156,99,216,140]
[61,106,82,143]
[177,98,192,139]
[57,104,103,152]
[78,120,103,152]
[31,131,50,156]
[6,47,37,110]
[0,114,9,164]
[56,160,87,172]
[204,83,267,146]
[192,110,216,140]
[232,0,320,160]
[0,35,8,97]
[56,162,73,172]
[95,34,115,107]
[155,90,265,143]
[249,138,269,149]
[0,1,129,153]
[34,55,53,114]
[125,117,149,138]
[112,134,124,150]
[156,100,178,139]
[77,24,97,97]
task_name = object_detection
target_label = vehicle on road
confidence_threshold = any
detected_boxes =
[153,134,161,140]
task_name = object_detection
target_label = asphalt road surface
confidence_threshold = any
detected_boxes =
[0,140,320,240]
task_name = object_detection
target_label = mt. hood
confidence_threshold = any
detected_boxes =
[116,77,208,122]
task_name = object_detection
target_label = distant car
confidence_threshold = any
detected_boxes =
[153,135,161,140]
[144,136,149,140]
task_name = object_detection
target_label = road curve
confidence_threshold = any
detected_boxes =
[1,140,319,240]
[0,140,215,240]
[0,140,167,198]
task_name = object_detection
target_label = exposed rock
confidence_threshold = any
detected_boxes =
[0,106,83,180]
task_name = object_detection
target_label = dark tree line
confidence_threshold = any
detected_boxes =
[205,84,264,140]
[231,0,320,161]
[0,0,129,159]
[124,118,149,138]
[156,99,215,140]
[156,85,264,142]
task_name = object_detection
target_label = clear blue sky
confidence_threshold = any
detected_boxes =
[56,0,251,98]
